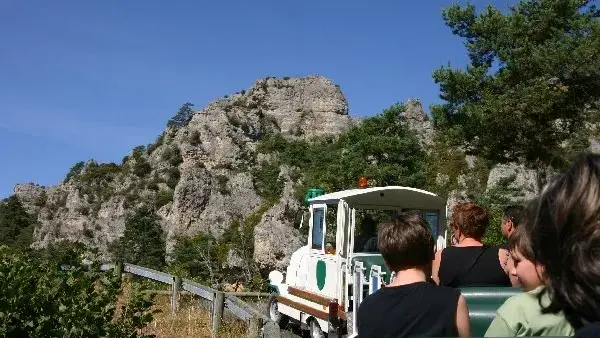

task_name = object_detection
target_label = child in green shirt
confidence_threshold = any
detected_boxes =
[485,224,574,337]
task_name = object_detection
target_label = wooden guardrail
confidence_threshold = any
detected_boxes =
[100,262,280,338]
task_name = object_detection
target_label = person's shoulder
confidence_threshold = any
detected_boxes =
[358,288,386,310]
[424,283,461,301]
[496,288,541,316]
[431,283,460,294]
[440,246,457,258]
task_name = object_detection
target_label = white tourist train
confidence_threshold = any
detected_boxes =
[267,181,448,337]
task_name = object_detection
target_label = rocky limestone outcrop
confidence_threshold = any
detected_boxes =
[13,183,47,215]
[398,100,542,211]
[249,77,350,139]
[402,99,434,148]
[253,165,304,270]
[15,75,352,268]
[486,164,539,201]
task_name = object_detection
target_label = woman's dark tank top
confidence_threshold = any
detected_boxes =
[357,281,460,337]
[439,245,511,287]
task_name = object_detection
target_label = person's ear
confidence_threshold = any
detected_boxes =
[535,263,547,281]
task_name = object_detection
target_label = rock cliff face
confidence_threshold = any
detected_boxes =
[16,76,351,270]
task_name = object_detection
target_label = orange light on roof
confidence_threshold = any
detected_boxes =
[358,176,368,189]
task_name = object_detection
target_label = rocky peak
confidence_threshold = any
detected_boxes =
[401,99,434,148]
[13,183,47,215]
[403,99,429,122]
[214,75,351,140]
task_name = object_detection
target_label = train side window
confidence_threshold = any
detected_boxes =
[311,207,325,250]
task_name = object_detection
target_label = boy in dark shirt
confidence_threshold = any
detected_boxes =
[356,212,471,337]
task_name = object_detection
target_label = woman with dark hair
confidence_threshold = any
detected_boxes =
[527,153,600,337]
[432,202,513,287]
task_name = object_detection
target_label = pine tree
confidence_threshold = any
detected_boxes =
[115,205,165,270]
[432,0,600,188]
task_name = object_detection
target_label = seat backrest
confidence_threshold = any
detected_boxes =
[351,254,391,283]
[459,287,522,337]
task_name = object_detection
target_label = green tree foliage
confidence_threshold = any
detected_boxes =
[254,103,427,202]
[79,161,122,184]
[170,233,221,287]
[0,196,36,249]
[167,102,195,129]
[474,176,526,246]
[432,0,600,187]
[114,206,166,270]
[0,245,156,338]
[170,203,272,291]
[160,145,183,167]
[215,203,272,291]
[64,161,85,183]
[329,103,427,189]
[249,161,284,203]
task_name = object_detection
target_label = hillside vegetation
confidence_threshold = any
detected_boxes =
[0,244,156,338]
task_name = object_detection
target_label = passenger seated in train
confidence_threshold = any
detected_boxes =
[356,211,470,338]
[485,220,574,337]
[527,153,600,337]
[432,202,514,287]
[353,214,378,252]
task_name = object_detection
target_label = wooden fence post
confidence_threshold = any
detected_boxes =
[115,262,123,280]
[211,291,225,336]
[171,276,182,313]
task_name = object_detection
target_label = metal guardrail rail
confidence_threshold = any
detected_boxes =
[100,262,280,338]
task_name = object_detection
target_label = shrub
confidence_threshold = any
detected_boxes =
[64,161,85,183]
[133,158,152,178]
[155,190,174,209]
[215,175,230,195]
[132,146,146,160]
[215,203,271,291]
[169,233,221,287]
[249,161,284,203]
[114,206,166,271]
[79,161,122,184]
[161,146,183,167]
[0,195,36,250]
[166,167,181,189]
[189,130,201,146]
[0,245,157,338]
[146,133,165,154]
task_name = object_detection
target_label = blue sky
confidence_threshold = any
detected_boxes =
[0,0,515,199]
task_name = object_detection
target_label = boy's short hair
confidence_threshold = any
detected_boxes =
[508,223,534,261]
[377,211,434,272]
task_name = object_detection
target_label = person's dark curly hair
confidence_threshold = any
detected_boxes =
[528,153,600,328]
[451,202,489,240]
[502,204,524,227]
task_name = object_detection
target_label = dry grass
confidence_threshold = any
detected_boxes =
[143,294,247,338]
[120,279,248,338]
